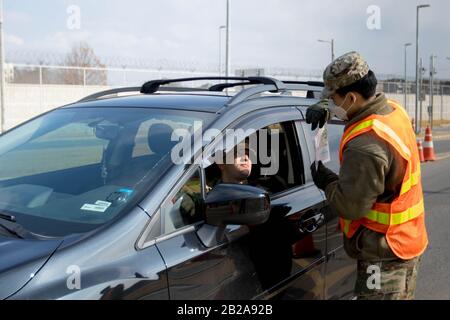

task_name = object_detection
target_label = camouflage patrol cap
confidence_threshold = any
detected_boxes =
[322,51,370,98]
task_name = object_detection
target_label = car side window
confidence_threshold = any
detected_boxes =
[161,168,204,235]
[250,121,305,194]
[204,120,305,195]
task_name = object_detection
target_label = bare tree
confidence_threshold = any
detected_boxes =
[62,42,107,85]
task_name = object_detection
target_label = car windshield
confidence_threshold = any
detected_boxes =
[0,107,213,238]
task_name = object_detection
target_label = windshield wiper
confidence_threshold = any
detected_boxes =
[0,213,16,222]
[0,223,25,239]
[0,214,30,239]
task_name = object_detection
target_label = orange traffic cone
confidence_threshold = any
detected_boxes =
[423,126,436,162]
[417,139,425,163]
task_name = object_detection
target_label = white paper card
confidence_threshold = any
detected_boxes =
[314,126,331,168]
[95,200,112,209]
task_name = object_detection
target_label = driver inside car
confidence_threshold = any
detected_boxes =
[212,141,255,186]
[178,141,257,226]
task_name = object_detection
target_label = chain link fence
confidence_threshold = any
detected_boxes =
[2,62,450,130]
[378,81,450,123]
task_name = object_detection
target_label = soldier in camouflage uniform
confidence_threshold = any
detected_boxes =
[305,52,427,300]
[355,257,422,300]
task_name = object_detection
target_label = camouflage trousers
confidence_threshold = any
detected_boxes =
[354,256,422,300]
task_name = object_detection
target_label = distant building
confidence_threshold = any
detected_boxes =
[235,68,265,77]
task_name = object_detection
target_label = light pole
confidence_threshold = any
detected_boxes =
[419,58,426,131]
[404,43,412,109]
[429,55,437,128]
[440,58,450,121]
[218,25,226,76]
[318,39,335,62]
[415,4,431,134]
[0,0,5,133]
[225,0,230,80]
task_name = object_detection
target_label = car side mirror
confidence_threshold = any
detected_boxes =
[204,183,271,226]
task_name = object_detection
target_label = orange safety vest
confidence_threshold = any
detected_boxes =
[338,100,428,260]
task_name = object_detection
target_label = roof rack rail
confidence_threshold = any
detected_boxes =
[78,87,141,103]
[227,81,324,106]
[140,76,286,94]
[78,86,206,103]
[283,81,324,87]
[77,77,324,104]
[209,81,263,92]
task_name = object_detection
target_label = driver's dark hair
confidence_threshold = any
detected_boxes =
[335,70,378,100]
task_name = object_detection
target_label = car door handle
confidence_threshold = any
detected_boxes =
[298,212,325,234]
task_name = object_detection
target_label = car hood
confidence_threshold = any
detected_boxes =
[0,235,63,299]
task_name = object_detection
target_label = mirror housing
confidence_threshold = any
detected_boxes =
[204,184,271,227]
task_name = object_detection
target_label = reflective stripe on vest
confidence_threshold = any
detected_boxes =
[365,199,424,226]
[341,198,424,233]
[400,165,421,196]
[342,218,351,235]
[341,119,411,160]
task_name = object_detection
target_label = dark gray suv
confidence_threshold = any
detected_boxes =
[0,77,355,300]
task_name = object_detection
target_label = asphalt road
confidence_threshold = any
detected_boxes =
[434,138,450,158]
[415,138,450,299]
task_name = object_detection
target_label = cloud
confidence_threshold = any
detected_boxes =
[4,11,32,25]
[4,0,450,79]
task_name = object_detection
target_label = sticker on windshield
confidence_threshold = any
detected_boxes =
[81,201,112,213]
[95,200,112,208]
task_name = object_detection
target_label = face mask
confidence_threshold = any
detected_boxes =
[329,94,355,121]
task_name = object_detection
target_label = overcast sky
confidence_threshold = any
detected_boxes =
[4,0,450,79]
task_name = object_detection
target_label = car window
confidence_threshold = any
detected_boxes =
[0,108,212,237]
[204,121,305,195]
[1,122,107,179]
[161,168,203,235]
[252,121,305,194]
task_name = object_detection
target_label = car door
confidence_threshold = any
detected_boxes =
[141,107,329,300]
[300,119,356,300]
[252,118,328,300]
[215,107,328,300]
